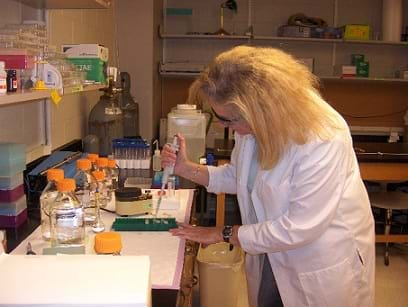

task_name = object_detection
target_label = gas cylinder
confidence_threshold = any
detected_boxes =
[88,77,124,156]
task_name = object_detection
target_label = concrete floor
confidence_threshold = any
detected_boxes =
[192,243,408,307]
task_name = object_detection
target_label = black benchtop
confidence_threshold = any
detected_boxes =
[354,142,408,163]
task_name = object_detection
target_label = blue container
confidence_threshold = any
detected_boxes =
[0,143,26,177]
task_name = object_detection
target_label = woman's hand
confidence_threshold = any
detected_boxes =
[169,223,223,246]
[161,133,190,176]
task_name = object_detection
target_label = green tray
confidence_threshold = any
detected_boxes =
[112,217,178,231]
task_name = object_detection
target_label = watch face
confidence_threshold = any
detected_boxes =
[223,226,233,242]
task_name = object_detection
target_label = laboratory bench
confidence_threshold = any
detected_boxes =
[3,143,201,307]
[5,188,199,307]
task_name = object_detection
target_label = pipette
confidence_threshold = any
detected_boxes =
[155,136,179,216]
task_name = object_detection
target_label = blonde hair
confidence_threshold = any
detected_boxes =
[188,46,343,169]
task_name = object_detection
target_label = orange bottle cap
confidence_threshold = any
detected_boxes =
[87,153,99,163]
[47,168,64,181]
[96,157,108,168]
[94,232,122,254]
[76,159,91,170]
[57,178,76,192]
[92,170,105,181]
[107,159,116,168]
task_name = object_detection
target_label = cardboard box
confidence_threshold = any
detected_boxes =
[62,44,109,62]
[343,24,370,40]
[356,61,369,77]
[342,65,356,77]
[67,57,107,83]
[351,54,365,65]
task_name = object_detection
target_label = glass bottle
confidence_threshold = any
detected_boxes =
[107,159,119,190]
[73,159,95,223]
[91,170,106,233]
[96,157,113,204]
[40,168,64,241]
[50,178,85,248]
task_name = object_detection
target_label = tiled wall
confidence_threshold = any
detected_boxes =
[0,0,117,157]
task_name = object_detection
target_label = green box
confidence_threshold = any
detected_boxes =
[356,61,369,77]
[67,57,107,83]
[351,54,365,65]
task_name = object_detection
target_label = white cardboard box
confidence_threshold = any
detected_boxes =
[62,44,109,62]
[0,254,151,306]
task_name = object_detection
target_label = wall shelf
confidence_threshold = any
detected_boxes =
[158,68,408,83]
[13,0,111,9]
[253,36,408,46]
[0,84,105,107]
[160,33,250,40]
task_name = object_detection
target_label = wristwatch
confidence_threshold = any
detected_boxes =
[222,225,233,243]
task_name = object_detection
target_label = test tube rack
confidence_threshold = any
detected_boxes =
[112,217,177,231]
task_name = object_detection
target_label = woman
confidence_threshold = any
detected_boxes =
[163,46,375,307]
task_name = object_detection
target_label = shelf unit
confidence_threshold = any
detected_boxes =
[12,0,111,9]
[160,0,408,81]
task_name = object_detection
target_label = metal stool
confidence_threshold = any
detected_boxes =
[368,188,408,265]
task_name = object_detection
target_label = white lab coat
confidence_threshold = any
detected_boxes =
[207,118,375,307]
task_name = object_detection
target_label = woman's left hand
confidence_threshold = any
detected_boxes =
[169,223,223,246]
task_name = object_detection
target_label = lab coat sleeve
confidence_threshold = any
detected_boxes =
[239,136,351,254]
[206,136,240,195]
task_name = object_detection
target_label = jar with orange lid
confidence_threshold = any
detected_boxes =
[40,168,64,241]
[87,153,99,171]
[50,178,85,248]
[96,157,114,204]
[107,159,119,190]
[91,170,106,233]
[73,158,95,223]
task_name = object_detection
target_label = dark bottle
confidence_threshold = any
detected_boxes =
[6,70,17,92]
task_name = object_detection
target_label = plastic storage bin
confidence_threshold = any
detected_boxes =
[167,104,207,163]
[0,195,27,215]
[0,143,26,177]
[0,172,24,190]
[0,184,24,202]
[197,242,249,307]
[0,208,27,228]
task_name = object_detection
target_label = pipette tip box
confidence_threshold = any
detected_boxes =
[112,217,177,231]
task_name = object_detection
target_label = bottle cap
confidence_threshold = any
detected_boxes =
[92,170,105,181]
[107,159,116,168]
[47,168,64,181]
[94,232,122,254]
[57,178,76,192]
[87,153,99,163]
[76,159,91,170]
[96,157,108,167]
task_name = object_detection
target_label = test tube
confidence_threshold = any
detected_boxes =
[167,175,176,199]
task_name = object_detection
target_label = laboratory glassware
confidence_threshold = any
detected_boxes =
[40,168,64,241]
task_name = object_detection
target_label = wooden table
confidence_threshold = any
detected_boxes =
[356,142,408,245]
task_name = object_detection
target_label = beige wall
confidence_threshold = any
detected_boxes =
[115,0,163,141]
[47,5,118,149]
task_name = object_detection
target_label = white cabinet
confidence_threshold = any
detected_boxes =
[160,0,408,82]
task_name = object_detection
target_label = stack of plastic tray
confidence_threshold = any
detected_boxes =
[112,217,177,231]
[0,143,27,228]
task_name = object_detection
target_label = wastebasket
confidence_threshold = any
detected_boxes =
[197,242,249,307]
